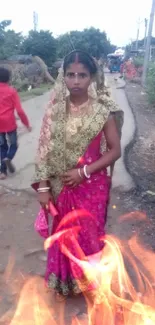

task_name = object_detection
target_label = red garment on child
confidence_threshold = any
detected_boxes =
[0,83,29,133]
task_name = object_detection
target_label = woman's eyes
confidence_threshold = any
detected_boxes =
[80,73,87,78]
[67,73,75,78]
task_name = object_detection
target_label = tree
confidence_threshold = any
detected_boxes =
[0,20,11,38]
[57,27,116,59]
[56,33,76,58]
[0,20,23,59]
[0,22,116,63]
[22,30,57,66]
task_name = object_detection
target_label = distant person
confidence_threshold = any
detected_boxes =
[0,67,31,180]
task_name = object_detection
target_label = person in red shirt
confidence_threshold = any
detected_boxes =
[0,67,31,180]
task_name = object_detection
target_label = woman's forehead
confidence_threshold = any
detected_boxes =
[65,63,89,73]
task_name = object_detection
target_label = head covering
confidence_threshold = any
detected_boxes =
[33,51,124,191]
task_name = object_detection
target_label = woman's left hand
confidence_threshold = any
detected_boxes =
[62,169,83,187]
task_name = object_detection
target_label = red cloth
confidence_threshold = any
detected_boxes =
[0,83,30,133]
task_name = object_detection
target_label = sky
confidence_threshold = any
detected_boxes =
[0,0,154,46]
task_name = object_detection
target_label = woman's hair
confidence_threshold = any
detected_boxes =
[0,67,11,83]
[63,50,98,76]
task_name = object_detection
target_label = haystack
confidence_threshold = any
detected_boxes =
[0,55,55,91]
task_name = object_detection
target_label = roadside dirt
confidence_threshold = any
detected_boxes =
[125,82,155,193]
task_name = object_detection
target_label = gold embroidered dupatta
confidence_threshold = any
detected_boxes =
[33,66,123,197]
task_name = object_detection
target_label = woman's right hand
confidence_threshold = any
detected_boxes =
[38,191,53,208]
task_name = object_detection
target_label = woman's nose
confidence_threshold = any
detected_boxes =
[74,74,80,84]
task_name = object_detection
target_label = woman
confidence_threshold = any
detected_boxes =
[32,50,123,297]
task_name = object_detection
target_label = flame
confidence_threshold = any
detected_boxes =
[1,210,155,325]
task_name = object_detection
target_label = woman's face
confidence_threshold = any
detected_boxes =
[64,63,92,96]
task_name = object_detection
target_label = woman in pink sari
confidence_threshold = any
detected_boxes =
[32,50,123,298]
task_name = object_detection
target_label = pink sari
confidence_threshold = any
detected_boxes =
[33,66,123,296]
[45,131,111,295]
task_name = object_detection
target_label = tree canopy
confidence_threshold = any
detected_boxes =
[0,21,116,65]
[22,30,57,66]
[0,20,23,59]
[57,28,116,59]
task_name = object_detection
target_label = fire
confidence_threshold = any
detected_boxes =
[1,210,155,325]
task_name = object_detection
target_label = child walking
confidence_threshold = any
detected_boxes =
[0,67,31,179]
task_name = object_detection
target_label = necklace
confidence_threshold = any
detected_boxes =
[68,99,92,118]
[65,99,94,141]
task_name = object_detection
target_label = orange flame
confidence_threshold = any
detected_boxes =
[1,210,155,325]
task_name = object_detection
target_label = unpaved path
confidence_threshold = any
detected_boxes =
[0,92,50,191]
[106,72,135,190]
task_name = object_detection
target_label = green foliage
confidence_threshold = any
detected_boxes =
[0,21,116,68]
[13,78,30,92]
[0,30,23,59]
[0,20,11,30]
[146,63,155,104]
[133,57,143,68]
[57,28,116,59]
[22,30,57,66]
[20,84,52,101]
[0,20,23,59]
[0,20,12,45]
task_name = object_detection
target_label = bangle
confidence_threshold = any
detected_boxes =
[78,168,83,179]
[38,187,50,193]
[83,165,90,179]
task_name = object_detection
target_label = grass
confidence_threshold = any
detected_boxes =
[20,83,53,101]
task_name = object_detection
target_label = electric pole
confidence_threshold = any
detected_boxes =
[144,18,148,49]
[33,11,38,31]
[135,19,140,51]
[142,0,155,87]
[135,18,143,51]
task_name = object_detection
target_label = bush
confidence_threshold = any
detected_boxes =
[13,79,30,91]
[146,63,155,104]
[133,57,143,68]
